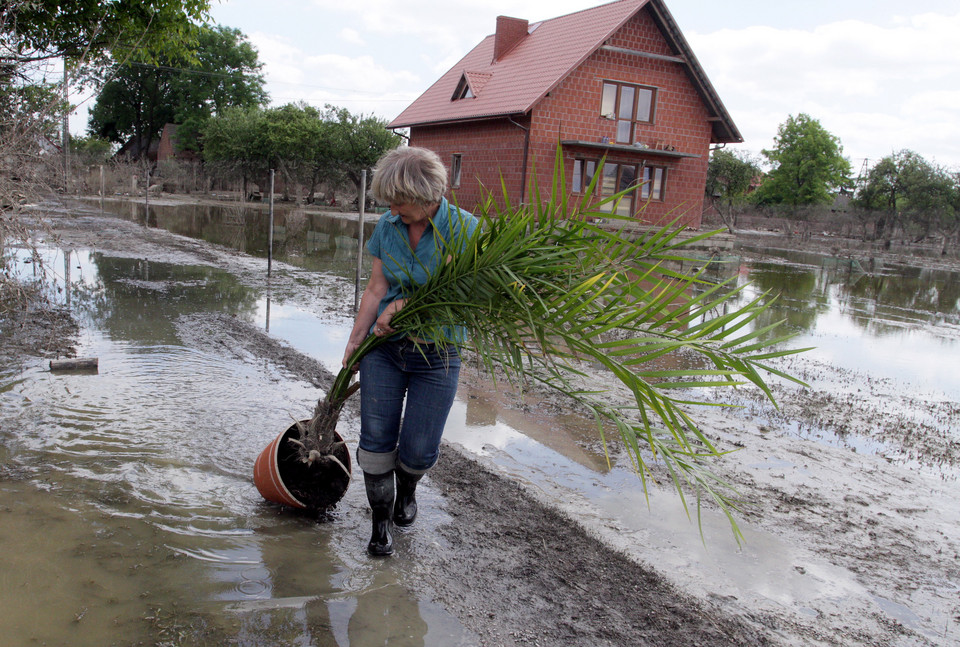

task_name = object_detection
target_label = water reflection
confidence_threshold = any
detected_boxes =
[458,382,613,473]
[1,247,474,646]
[694,247,960,400]
[838,264,960,333]
[737,247,960,335]
[86,254,260,343]
[99,198,960,369]
[347,574,429,644]
[101,199,377,278]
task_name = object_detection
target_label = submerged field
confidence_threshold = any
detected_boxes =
[1,197,957,646]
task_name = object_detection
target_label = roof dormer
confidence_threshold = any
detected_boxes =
[451,71,493,101]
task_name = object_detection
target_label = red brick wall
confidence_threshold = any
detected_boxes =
[410,7,715,229]
[410,119,528,214]
[157,124,176,162]
[157,124,200,163]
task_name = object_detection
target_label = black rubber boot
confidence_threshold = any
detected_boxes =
[363,471,395,557]
[393,466,423,527]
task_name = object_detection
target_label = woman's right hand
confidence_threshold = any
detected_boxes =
[342,340,361,370]
[342,258,389,370]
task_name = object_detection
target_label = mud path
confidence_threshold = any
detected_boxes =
[172,311,769,646]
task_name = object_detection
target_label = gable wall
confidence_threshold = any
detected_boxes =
[529,7,712,228]
[408,6,719,229]
[409,118,528,213]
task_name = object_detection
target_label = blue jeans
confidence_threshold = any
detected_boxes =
[357,339,461,475]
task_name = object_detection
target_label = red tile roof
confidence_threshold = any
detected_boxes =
[389,0,741,143]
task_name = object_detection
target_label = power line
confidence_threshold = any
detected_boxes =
[125,60,260,81]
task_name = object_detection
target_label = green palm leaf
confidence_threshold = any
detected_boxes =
[308,146,805,540]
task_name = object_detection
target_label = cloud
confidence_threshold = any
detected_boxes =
[306,0,601,62]
[247,32,308,86]
[339,28,365,46]
[688,11,960,167]
[217,1,960,168]
[253,39,422,115]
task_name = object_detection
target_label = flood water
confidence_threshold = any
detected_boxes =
[3,239,476,645]
[3,199,959,644]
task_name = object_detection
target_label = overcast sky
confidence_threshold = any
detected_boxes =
[86,0,960,173]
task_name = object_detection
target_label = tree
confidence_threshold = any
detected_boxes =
[69,133,112,165]
[87,60,176,156]
[202,103,400,201]
[705,148,760,232]
[88,24,267,158]
[1,0,212,312]
[201,105,265,197]
[854,150,959,244]
[166,25,268,151]
[753,113,852,212]
[257,103,327,200]
[325,106,402,195]
[0,76,63,137]
[1,0,211,68]
[203,103,331,200]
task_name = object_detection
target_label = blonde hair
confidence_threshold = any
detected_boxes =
[370,147,448,206]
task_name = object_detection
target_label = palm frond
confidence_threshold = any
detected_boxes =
[322,146,804,539]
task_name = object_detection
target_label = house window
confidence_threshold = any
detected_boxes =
[591,161,667,215]
[600,81,657,143]
[451,154,462,188]
[572,158,597,193]
[452,76,474,100]
[640,165,667,201]
[600,162,639,216]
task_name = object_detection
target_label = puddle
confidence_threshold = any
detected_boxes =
[0,478,475,646]
[441,393,951,640]
[97,198,377,279]
[2,246,476,646]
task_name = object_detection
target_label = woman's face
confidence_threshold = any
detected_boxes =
[390,201,438,226]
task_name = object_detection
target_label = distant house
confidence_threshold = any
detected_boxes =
[115,134,159,163]
[388,0,741,229]
[115,124,199,165]
[157,124,200,164]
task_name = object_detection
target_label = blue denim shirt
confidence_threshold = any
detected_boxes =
[365,197,479,342]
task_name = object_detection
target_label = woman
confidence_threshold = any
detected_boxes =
[343,147,478,557]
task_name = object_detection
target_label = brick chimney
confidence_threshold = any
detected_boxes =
[493,16,529,62]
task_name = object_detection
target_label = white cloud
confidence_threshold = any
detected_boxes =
[339,28,365,46]
[688,10,960,168]
[247,32,307,86]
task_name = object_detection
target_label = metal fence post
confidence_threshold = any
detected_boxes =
[268,169,275,277]
[355,170,367,312]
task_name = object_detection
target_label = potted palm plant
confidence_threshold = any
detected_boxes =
[255,150,803,537]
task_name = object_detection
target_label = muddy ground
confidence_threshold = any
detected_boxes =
[6,199,960,646]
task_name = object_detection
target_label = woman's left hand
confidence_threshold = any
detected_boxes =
[373,299,405,337]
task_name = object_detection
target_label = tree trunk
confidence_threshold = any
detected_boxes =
[290,381,360,464]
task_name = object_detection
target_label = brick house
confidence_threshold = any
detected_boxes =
[388,0,741,229]
[157,124,200,164]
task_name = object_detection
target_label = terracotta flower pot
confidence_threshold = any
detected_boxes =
[254,420,352,511]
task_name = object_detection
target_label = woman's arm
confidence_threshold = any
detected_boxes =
[343,258,389,368]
